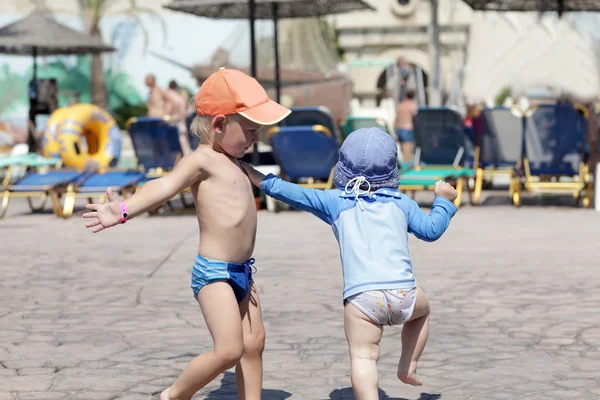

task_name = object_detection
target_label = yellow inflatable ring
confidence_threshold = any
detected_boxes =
[42,106,71,160]
[54,104,121,171]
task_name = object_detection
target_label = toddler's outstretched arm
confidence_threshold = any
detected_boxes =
[240,162,336,224]
[83,152,208,233]
[240,161,265,187]
[406,180,458,242]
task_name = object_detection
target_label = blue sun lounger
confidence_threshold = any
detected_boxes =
[58,170,147,218]
[511,103,592,207]
[267,125,339,189]
[1,166,82,219]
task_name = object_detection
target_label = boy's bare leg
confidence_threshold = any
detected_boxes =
[401,142,414,162]
[178,122,192,155]
[235,283,266,400]
[397,286,430,386]
[163,282,244,400]
[344,302,384,400]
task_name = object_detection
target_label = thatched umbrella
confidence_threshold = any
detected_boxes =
[164,0,373,173]
[463,0,600,16]
[163,0,374,103]
[0,7,115,151]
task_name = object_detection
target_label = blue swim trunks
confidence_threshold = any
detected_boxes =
[191,254,256,303]
[396,128,414,142]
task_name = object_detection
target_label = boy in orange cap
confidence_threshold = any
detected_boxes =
[82,68,291,400]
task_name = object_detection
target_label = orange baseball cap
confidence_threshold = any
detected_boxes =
[194,67,291,125]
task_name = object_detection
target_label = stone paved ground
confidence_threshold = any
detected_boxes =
[1,192,599,400]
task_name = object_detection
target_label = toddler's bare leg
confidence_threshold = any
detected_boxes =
[163,282,244,400]
[235,284,266,400]
[397,286,430,386]
[344,302,383,400]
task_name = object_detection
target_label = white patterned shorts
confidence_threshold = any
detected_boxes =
[347,287,418,326]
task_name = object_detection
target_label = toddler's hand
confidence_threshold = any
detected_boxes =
[434,180,458,202]
[238,160,265,187]
[239,160,251,173]
[82,187,122,233]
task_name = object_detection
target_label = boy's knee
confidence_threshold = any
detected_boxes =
[215,342,244,369]
[243,326,266,356]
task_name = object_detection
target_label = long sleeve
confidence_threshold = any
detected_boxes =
[260,174,338,224]
[406,196,457,242]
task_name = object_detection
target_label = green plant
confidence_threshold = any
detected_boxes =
[494,86,512,106]
[0,64,28,117]
[36,55,143,110]
[318,17,344,60]
[77,0,167,107]
[113,102,147,129]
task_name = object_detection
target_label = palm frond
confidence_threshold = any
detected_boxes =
[118,11,150,54]
[110,6,169,46]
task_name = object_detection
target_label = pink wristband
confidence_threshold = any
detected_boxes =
[120,201,128,224]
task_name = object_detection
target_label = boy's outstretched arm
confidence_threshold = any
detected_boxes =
[240,162,337,224]
[406,180,458,242]
[83,152,207,233]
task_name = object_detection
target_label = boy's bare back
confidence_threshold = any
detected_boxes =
[189,145,257,263]
[394,99,417,130]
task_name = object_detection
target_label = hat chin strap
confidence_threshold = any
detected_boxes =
[344,176,371,211]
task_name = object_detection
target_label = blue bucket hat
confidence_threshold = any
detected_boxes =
[333,127,399,191]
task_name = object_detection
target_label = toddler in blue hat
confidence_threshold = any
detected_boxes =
[242,127,458,399]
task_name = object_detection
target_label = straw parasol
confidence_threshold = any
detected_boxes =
[163,0,374,103]
[463,0,600,16]
[0,7,115,151]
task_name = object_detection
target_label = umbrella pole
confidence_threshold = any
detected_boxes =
[28,47,38,153]
[272,3,281,104]
[248,0,261,202]
[428,0,441,106]
[249,0,257,78]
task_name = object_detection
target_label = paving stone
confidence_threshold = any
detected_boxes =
[0,376,53,392]
[13,393,68,400]
[1,196,599,400]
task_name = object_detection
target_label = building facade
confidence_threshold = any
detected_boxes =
[333,0,599,110]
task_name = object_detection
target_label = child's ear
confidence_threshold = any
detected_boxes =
[211,114,227,134]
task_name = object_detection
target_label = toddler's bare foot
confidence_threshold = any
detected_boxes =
[160,387,171,400]
[398,362,424,386]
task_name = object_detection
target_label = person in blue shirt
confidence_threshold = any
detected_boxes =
[241,127,458,400]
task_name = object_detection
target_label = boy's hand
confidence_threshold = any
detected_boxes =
[434,180,458,202]
[82,187,122,233]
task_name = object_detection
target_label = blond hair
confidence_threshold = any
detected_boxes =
[189,114,240,145]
